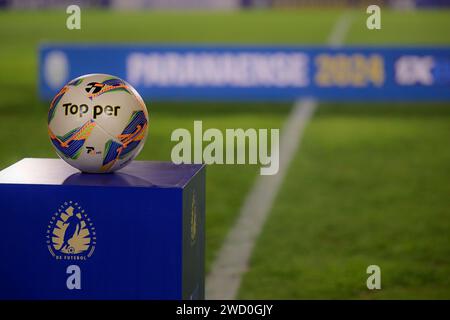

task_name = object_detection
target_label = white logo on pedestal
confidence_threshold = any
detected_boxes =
[46,201,96,261]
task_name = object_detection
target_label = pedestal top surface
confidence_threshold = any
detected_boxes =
[0,158,204,188]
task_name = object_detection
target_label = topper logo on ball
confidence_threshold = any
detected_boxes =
[85,81,105,94]
[62,102,121,119]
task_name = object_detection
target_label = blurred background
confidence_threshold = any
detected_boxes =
[0,0,449,299]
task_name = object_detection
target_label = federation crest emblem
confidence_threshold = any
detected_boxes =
[46,201,96,260]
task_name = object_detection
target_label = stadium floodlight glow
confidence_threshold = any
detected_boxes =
[47,74,149,173]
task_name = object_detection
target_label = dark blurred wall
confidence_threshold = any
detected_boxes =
[2,0,450,9]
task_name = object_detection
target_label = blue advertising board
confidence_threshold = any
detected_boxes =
[39,44,450,101]
[0,158,205,299]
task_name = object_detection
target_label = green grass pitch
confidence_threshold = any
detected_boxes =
[0,9,449,298]
[239,104,450,299]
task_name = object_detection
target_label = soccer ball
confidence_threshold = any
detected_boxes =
[48,74,149,173]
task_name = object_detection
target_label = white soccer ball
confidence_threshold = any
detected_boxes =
[48,74,149,173]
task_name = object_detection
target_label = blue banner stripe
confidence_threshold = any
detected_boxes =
[39,44,450,101]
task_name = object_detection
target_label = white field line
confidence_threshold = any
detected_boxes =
[206,100,316,299]
[205,12,353,300]
[328,11,353,47]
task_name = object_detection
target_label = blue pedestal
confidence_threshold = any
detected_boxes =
[0,158,205,300]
